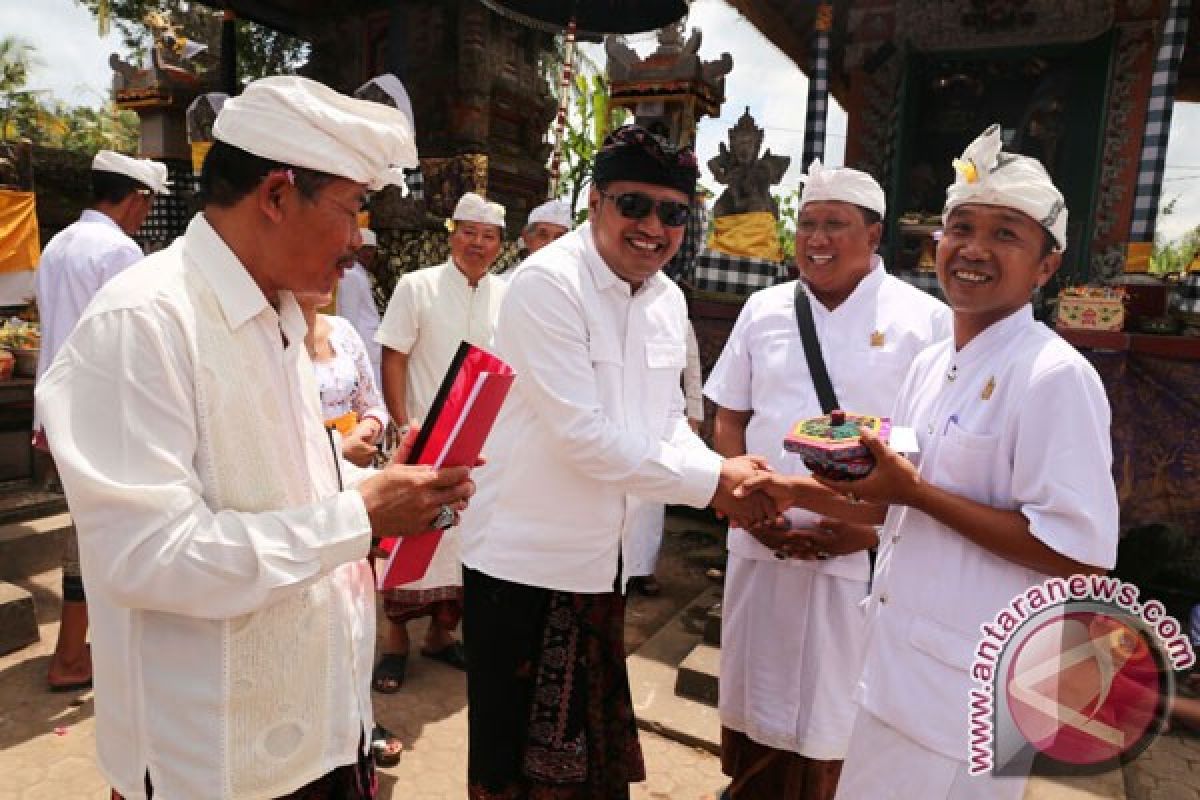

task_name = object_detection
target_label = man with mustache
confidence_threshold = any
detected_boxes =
[374,191,507,690]
[36,76,477,799]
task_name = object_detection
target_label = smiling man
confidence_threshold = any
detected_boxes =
[457,125,778,799]
[36,76,478,800]
[812,125,1119,800]
[704,160,950,800]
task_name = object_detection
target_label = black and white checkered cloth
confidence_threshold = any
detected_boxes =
[801,5,832,168]
[404,167,424,202]
[664,202,710,284]
[1130,0,1191,241]
[693,249,790,297]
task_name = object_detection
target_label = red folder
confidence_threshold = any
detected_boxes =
[377,342,515,590]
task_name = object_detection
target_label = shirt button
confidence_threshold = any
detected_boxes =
[879,594,889,605]
[927,423,934,435]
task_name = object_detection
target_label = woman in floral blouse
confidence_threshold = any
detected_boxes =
[296,290,389,467]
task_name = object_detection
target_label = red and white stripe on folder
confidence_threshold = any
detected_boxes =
[376,344,514,590]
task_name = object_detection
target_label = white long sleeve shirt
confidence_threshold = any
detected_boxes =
[458,222,723,594]
[36,214,376,800]
[35,209,143,383]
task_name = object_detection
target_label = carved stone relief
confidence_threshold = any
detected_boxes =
[896,0,1114,50]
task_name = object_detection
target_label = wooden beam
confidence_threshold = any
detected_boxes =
[726,0,813,78]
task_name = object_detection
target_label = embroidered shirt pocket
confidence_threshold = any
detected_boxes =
[645,340,686,370]
[932,421,999,506]
[909,614,977,673]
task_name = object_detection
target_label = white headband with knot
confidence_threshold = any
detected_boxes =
[799,159,886,217]
[943,124,1068,251]
[213,75,418,191]
[354,73,416,134]
[92,150,171,195]
[451,192,505,228]
[526,200,572,230]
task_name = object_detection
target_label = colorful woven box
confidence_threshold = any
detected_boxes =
[1056,286,1127,332]
[784,410,891,481]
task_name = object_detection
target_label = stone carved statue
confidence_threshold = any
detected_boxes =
[708,108,790,218]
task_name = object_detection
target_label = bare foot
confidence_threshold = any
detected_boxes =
[48,643,92,690]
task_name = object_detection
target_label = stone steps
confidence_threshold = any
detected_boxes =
[0,512,72,657]
[0,512,72,582]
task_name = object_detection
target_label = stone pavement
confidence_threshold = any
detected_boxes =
[0,566,727,800]
[4,563,1200,799]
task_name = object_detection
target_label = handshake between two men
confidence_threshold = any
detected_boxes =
[712,448,890,563]
[352,432,899,558]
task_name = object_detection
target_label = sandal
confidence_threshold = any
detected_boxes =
[371,653,407,694]
[370,724,403,768]
[628,575,662,597]
[420,640,468,671]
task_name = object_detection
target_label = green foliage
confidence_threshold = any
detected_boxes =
[1149,195,1200,275]
[773,185,801,264]
[75,0,308,83]
[1,36,138,154]
[555,72,628,222]
[1150,224,1200,275]
[540,39,627,223]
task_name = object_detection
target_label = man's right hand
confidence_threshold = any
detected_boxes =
[712,455,780,529]
[359,464,475,538]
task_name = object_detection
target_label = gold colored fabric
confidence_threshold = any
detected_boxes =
[324,409,358,437]
[190,141,212,175]
[0,190,40,273]
[709,211,782,262]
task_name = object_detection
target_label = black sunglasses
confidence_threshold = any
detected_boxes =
[598,190,690,228]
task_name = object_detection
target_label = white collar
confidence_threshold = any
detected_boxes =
[186,214,274,332]
[80,208,124,233]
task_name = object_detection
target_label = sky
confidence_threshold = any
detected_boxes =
[5,0,1198,241]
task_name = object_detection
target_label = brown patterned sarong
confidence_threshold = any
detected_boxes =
[464,567,645,800]
[721,726,843,800]
[382,586,463,629]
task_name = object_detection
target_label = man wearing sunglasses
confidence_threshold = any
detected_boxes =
[457,125,779,799]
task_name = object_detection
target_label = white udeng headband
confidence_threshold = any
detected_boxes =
[943,124,1068,251]
[798,159,886,216]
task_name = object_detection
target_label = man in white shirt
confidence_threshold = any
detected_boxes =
[337,227,383,384]
[519,198,572,256]
[456,125,777,800]
[705,162,950,800]
[746,126,1119,800]
[373,191,506,689]
[626,317,707,598]
[36,76,477,800]
[34,149,170,694]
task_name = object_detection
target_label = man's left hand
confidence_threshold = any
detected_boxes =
[816,430,921,507]
[785,517,879,559]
